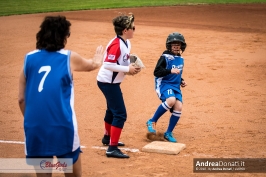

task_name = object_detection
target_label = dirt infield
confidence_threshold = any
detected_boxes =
[0,4,266,177]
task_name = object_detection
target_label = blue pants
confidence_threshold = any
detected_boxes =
[97,81,127,128]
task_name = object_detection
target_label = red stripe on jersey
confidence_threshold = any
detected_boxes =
[105,38,121,63]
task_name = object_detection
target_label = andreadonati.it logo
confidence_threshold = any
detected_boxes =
[195,160,245,167]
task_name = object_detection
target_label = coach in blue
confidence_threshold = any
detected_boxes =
[18,15,103,177]
[146,32,187,143]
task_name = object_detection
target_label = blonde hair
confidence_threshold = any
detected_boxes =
[112,13,134,35]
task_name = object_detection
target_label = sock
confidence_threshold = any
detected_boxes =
[108,145,118,151]
[166,110,181,133]
[109,126,122,146]
[104,122,111,136]
[150,102,170,122]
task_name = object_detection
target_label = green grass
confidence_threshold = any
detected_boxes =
[0,0,265,16]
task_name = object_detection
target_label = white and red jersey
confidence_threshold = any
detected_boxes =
[97,36,131,83]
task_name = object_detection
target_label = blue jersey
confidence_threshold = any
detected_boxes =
[23,49,80,156]
[155,54,184,99]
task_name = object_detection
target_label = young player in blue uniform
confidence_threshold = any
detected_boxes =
[18,16,103,177]
[146,32,187,143]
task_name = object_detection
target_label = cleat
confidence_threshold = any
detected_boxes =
[106,148,129,158]
[164,132,177,143]
[102,135,125,146]
[146,120,156,133]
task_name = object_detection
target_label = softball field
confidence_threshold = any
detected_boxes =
[0,4,265,177]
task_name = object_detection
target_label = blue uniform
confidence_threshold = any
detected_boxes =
[155,53,184,102]
[23,49,80,156]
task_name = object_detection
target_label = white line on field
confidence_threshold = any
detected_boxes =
[0,140,86,149]
[91,146,139,153]
[0,140,140,152]
[0,140,25,144]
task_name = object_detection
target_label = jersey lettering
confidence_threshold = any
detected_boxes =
[167,89,173,95]
[172,65,183,70]
[38,66,51,92]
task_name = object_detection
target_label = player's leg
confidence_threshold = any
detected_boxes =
[60,147,82,177]
[104,107,113,136]
[97,81,125,146]
[100,83,128,158]
[36,173,52,177]
[167,99,182,133]
[146,89,175,133]
[26,155,53,177]
[102,107,113,145]
[101,107,125,146]
[98,82,113,138]
[164,93,183,143]
[64,154,81,177]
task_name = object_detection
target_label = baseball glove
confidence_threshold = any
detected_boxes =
[129,54,145,68]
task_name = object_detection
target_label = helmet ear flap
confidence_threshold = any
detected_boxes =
[181,42,187,53]
[166,43,171,51]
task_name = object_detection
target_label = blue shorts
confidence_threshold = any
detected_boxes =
[160,89,183,103]
[26,147,82,165]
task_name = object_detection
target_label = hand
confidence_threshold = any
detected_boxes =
[128,63,141,75]
[181,80,187,87]
[171,68,180,74]
[93,45,104,67]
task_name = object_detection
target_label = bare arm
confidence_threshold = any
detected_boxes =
[70,45,104,72]
[18,68,26,116]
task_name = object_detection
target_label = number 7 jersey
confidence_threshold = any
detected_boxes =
[23,49,80,156]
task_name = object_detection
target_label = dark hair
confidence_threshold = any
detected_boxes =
[36,16,71,51]
[112,13,134,35]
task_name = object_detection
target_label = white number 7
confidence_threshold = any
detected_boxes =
[38,66,51,92]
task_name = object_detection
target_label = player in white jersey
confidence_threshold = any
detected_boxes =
[97,13,141,158]
[146,32,187,143]
[18,16,103,177]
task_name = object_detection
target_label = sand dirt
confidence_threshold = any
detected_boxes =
[0,4,265,177]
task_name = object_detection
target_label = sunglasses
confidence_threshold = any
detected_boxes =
[128,26,135,31]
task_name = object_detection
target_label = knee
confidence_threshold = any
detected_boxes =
[166,97,176,107]
[173,102,183,112]
[119,112,127,122]
[119,109,127,120]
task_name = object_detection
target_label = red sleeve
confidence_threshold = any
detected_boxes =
[104,38,121,63]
